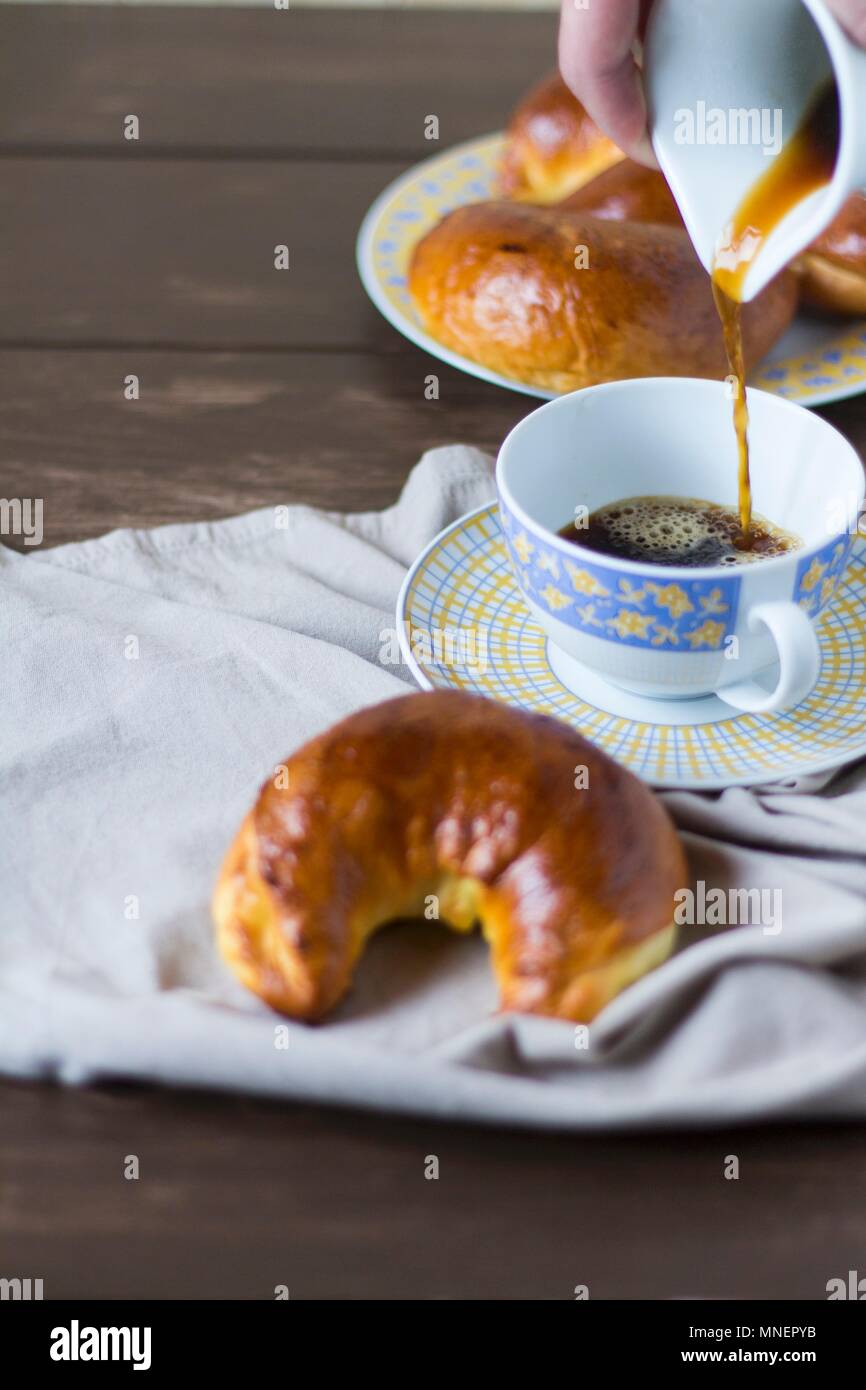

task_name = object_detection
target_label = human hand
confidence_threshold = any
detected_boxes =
[559,0,866,170]
[558,0,656,168]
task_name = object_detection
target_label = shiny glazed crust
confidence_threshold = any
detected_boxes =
[408,201,799,393]
[501,71,624,203]
[561,160,684,227]
[801,193,866,315]
[213,691,686,1023]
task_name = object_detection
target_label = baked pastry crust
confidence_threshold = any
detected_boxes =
[214,691,685,1023]
[408,201,799,393]
[562,160,684,227]
[801,193,866,315]
[501,71,624,203]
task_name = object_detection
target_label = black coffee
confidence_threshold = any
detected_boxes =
[559,496,801,569]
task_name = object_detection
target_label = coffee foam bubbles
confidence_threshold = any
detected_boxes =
[575,497,800,569]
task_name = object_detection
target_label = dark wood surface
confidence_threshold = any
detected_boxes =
[0,349,531,544]
[2,5,865,1300]
[0,6,553,156]
[5,1079,866,1301]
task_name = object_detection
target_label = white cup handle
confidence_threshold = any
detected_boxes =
[714,601,821,714]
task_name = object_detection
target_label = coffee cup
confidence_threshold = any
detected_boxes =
[645,0,866,301]
[495,378,864,712]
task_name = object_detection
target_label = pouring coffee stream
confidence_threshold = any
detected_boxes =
[711,82,841,543]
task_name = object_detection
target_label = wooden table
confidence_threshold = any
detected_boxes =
[2,5,865,1300]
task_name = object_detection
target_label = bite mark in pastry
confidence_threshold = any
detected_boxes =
[213,691,686,1023]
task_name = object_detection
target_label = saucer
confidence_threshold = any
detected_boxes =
[396,503,866,790]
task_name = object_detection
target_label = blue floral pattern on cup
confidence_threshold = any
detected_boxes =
[795,532,855,616]
[498,503,742,652]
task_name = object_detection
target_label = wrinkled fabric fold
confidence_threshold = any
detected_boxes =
[2,444,865,1130]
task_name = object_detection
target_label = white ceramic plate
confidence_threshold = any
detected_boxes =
[358,133,866,408]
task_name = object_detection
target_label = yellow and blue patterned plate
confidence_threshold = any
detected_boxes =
[397,503,866,790]
[358,133,866,408]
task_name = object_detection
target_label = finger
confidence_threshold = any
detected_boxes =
[558,0,657,166]
[824,0,866,48]
[637,0,656,42]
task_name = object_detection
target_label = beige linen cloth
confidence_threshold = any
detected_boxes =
[3,446,866,1130]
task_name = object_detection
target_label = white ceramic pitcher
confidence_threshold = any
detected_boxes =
[645,0,866,300]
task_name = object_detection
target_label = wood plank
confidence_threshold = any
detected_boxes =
[0,158,405,348]
[0,6,554,156]
[3,348,865,550]
[2,1078,865,1299]
[0,348,529,547]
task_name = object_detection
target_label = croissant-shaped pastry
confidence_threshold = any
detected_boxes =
[213,691,686,1023]
[408,201,799,393]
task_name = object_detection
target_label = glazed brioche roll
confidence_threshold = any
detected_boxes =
[408,201,799,393]
[501,71,624,203]
[214,691,686,1024]
[562,159,684,228]
[801,192,866,316]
